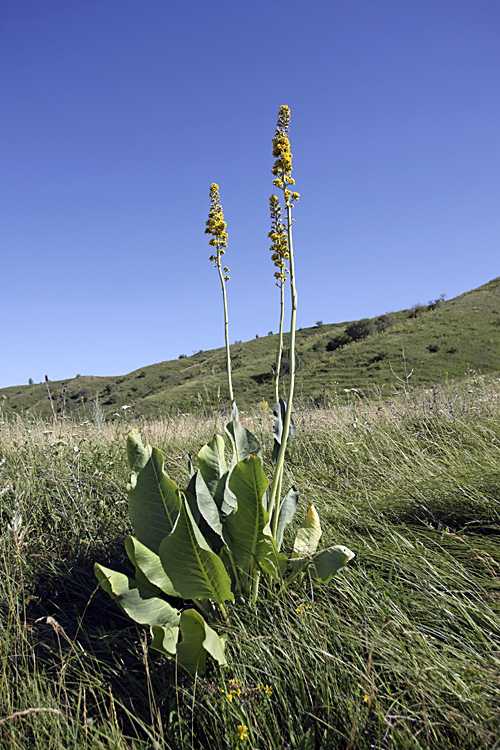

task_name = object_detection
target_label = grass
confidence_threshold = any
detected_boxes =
[2,276,499,419]
[1,372,499,748]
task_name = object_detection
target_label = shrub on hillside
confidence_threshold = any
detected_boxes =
[345,318,373,341]
[326,331,351,351]
[374,314,393,333]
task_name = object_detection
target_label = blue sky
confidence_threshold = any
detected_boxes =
[1,0,499,388]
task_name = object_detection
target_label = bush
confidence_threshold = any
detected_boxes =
[326,331,351,351]
[408,303,424,318]
[374,314,392,333]
[345,318,373,341]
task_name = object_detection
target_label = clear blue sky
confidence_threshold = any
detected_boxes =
[1,0,499,388]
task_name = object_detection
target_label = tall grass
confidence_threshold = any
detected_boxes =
[1,374,499,748]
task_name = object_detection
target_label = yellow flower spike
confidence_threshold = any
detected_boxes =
[205,183,229,257]
[235,724,249,741]
[206,182,234,403]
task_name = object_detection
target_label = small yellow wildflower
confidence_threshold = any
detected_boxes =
[235,724,249,741]
[363,694,370,704]
[263,684,273,696]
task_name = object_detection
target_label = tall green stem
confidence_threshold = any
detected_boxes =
[217,257,234,404]
[273,280,285,404]
[268,199,297,536]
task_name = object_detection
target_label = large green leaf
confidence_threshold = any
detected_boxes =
[159,496,234,605]
[128,447,181,553]
[310,545,355,582]
[94,563,180,654]
[183,473,201,525]
[198,435,227,498]
[275,487,299,551]
[126,430,152,487]
[225,421,261,466]
[272,399,296,463]
[195,472,224,541]
[176,608,227,675]
[224,456,286,581]
[287,545,355,584]
[125,535,180,597]
[151,624,180,658]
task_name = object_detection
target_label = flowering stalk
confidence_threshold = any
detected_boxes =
[206,183,234,405]
[268,194,289,403]
[266,106,300,537]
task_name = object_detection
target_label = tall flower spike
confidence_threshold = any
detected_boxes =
[205,183,228,255]
[267,104,300,541]
[205,183,234,404]
[272,105,295,190]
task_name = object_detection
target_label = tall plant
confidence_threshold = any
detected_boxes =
[95,106,354,676]
[206,183,234,405]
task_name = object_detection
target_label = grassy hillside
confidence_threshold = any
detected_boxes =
[2,276,499,419]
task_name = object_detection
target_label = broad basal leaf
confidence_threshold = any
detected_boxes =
[224,456,286,581]
[287,545,355,584]
[198,435,227,498]
[129,447,181,553]
[94,563,180,654]
[125,535,180,597]
[275,487,299,551]
[310,545,355,582]
[176,608,227,676]
[195,471,224,541]
[126,430,152,487]
[159,496,234,606]
[226,420,261,466]
[272,399,296,463]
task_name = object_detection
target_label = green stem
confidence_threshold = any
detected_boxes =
[251,570,261,604]
[226,548,243,596]
[218,600,230,623]
[278,561,308,595]
[273,280,285,404]
[217,254,234,404]
[269,198,298,537]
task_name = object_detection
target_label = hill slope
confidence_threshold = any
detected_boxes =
[2,277,499,419]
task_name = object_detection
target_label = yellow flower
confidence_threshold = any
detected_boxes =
[206,183,229,260]
[235,724,249,740]
[263,684,273,695]
[271,105,294,185]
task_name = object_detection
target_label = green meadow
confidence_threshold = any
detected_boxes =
[1,372,499,749]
